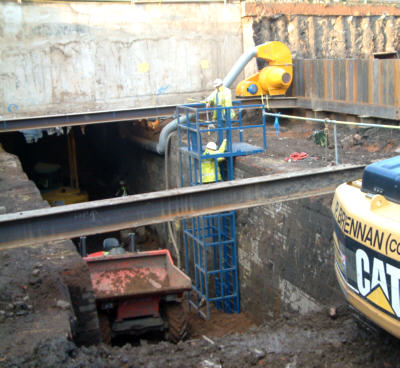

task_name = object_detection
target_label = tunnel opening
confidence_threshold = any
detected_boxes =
[0,124,133,202]
[0,122,168,255]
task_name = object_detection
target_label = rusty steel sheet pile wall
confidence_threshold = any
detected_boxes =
[0,2,242,119]
[292,59,400,117]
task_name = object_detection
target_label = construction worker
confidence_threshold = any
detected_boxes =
[201,139,227,183]
[115,180,128,197]
[206,79,235,121]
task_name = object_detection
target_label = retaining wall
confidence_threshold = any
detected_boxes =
[1,1,242,118]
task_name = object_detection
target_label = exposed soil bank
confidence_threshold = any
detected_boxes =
[0,147,100,360]
[246,6,400,59]
[4,308,400,368]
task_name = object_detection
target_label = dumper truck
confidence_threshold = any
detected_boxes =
[83,238,192,343]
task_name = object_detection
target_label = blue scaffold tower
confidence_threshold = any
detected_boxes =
[177,100,267,319]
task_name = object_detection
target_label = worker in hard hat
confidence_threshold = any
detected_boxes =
[115,180,128,197]
[205,78,235,153]
[206,79,235,121]
[201,139,227,183]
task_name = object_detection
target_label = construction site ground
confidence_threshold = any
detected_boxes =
[1,117,400,368]
[4,305,400,368]
[237,113,399,174]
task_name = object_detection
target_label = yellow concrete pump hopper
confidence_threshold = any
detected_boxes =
[236,41,293,97]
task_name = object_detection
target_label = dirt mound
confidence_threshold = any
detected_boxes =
[5,306,400,368]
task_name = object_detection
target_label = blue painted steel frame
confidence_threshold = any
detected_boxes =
[179,101,266,318]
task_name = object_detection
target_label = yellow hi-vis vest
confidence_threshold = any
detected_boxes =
[207,87,235,120]
[201,139,227,183]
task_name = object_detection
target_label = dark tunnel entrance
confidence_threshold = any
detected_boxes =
[0,122,165,256]
[1,124,129,201]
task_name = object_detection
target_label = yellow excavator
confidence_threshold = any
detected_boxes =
[332,155,400,337]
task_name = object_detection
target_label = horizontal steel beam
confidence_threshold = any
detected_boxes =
[297,97,400,121]
[240,96,298,109]
[0,165,364,249]
[0,97,297,133]
[0,105,178,133]
[2,96,397,133]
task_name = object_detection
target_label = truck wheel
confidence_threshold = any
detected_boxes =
[164,302,188,343]
[98,312,112,345]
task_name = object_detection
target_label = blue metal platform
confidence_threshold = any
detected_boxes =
[178,101,266,318]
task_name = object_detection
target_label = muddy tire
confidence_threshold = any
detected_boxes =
[164,302,188,343]
[98,312,112,345]
[67,285,101,346]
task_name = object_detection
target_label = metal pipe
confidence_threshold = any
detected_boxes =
[155,114,194,154]
[128,232,136,252]
[153,44,261,154]
[334,123,339,165]
[79,236,87,257]
[128,135,158,152]
[222,46,258,88]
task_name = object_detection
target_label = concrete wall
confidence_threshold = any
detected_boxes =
[1,1,242,119]
[3,1,399,120]
[235,194,340,322]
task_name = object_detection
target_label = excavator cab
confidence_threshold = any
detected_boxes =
[332,155,400,338]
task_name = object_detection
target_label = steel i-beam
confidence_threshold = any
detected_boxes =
[0,165,364,249]
[0,97,297,133]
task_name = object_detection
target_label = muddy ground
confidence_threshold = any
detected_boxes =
[238,112,399,174]
[4,306,400,368]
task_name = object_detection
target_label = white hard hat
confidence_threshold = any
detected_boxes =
[206,142,217,151]
[213,78,223,88]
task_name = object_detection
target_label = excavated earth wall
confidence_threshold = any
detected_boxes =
[244,3,400,62]
[0,146,101,360]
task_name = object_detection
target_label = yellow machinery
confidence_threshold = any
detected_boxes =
[332,156,400,338]
[236,41,293,97]
[40,131,88,206]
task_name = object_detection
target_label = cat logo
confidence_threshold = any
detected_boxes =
[356,248,400,318]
